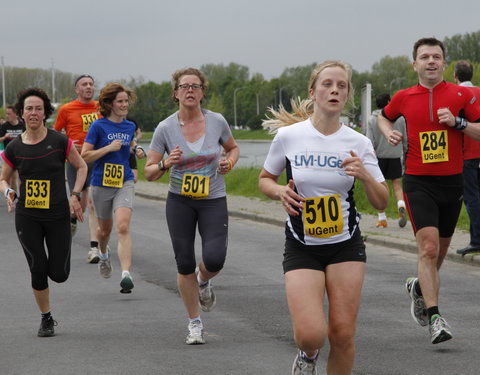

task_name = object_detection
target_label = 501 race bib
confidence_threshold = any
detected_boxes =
[181,174,210,199]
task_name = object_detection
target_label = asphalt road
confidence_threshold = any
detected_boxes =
[1,196,479,375]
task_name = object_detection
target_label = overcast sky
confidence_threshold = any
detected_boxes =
[2,0,479,86]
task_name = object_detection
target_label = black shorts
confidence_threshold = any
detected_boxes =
[377,158,402,180]
[66,161,93,192]
[403,174,463,237]
[129,152,137,170]
[282,229,366,273]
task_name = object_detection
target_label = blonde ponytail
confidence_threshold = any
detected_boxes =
[262,97,314,134]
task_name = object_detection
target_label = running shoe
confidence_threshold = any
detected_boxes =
[405,277,429,326]
[120,274,134,294]
[37,316,57,337]
[199,279,216,312]
[398,207,407,228]
[429,314,453,344]
[292,350,317,375]
[98,248,112,278]
[376,219,388,228]
[87,247,100,264]
[185,320,205,345]
[70,217,77,238]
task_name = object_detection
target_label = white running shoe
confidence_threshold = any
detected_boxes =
[196,267,216,312]
[98,247,112,278]
[87,247,100,264]
[199,279,216,312]
[429,315,453,344]
[292,350,317,375]
[185,320,205,345]
[405,277,429,326]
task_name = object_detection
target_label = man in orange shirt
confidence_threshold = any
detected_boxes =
[55,74,100,263]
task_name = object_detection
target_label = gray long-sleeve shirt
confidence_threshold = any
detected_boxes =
[366,109,407,159]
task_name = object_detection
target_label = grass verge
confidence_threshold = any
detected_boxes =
[141,129,273,143]
[136,159,469,230]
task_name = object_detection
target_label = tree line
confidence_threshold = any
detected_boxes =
[1,30,479,130]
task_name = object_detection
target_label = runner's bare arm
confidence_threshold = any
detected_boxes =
[81,140,122,163]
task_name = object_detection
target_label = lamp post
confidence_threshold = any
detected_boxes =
[51,59,56,104]
[1,56,5,109]
[234,87,245,128]
[256,93,260,115]
[278,87,285,109]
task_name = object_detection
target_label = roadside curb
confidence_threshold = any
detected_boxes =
[136,191,286,227]
[362,232,418,254]
[226,211,286,227]
[363,231,480,267]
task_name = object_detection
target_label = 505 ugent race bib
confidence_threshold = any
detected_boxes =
[103,163,124,188]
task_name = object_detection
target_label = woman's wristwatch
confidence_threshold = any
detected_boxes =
[70,191,82,201]
[158,160,169,171]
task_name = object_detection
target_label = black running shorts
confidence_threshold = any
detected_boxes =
[403,174,463,237]
[283,229,366,273]
[377,158,403,180]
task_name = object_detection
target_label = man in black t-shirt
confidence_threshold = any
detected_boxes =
[0,105,25,189]
[0,105,25,147]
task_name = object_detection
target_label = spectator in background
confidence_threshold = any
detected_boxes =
[453,60,480,256]
[0,105,26,190]
[366,93,407,228]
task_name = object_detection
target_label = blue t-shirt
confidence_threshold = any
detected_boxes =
[85,117,135,187]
